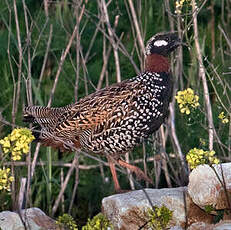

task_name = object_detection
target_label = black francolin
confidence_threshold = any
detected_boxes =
[23,32,181,192]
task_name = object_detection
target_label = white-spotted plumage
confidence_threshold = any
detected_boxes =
[23,32,181,191]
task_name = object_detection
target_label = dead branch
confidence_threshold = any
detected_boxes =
[192,0,214,151]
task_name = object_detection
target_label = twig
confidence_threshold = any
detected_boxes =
[97,15,121,89]
[164,0,175,31]
[52,154,78,216]
[83,9,140,74]
[97,27,112,90]
[68,152,79,214]
[22,0,33,212]
[125,152,135,190]
[100,0,121,82]
[159,127,172,188]
[47,24,78,107]
[37,24,53,93]
[12,0,23,126]
[18,178,27,210]
[218,24,231,51]
[44,0,49,17]
[74,1,81,102]
[192,0,214,151]
[169,100,188,176]
[127,0,145,56]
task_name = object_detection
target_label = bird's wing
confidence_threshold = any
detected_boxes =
[53,79,141,134]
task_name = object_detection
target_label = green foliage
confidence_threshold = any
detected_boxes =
[204,205,215,214]
[146,205,173,230]
[82,213,113,230]
[56,213,78,230]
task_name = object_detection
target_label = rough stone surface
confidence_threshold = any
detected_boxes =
[170,226,184,230]
[187,222,213,230]
[102,187,213,230]
[188,220,231,230]
[188,163,231,210]
[186,195,213,226]
[0,207,60,230]
[213,220,231,229]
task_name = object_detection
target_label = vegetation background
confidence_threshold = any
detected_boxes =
[0,0,230,227]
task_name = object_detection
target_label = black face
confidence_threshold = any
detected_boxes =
[145,32,181,56]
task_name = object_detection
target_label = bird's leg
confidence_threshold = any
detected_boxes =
[107,156,121,192]
[117,159,153,185]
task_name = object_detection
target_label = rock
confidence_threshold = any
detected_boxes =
[0,207,60,230]
[0,211,23,230]
[186,196,213,226]
[102,187,213,230]
[213,220,231,229]
[188,163,231,210]
[170,226,184,230]
[187,222,213,230]
[187,220,231,230]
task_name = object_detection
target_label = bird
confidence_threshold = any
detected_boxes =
[23,32,181,192]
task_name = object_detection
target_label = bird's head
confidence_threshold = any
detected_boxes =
[145,32,181,57]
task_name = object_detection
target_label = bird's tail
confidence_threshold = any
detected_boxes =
[24,106,56,123]
[23,105,71,140]
[23,105,72,124]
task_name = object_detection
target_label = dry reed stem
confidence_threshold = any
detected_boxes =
[12,0,23,126]
[74,1,81,102]
[37,24,53,92]
[18,177,27,210]
[44,0,49,17]
[100,0,121,83]
[127,0,145,56]
[47,24,78,107]
[192,0,214,151]
[97,28,112,90]
[68,153,80,214]
[164,0,188,181]
[47,1,87,107]
[22,0,33,211]
[52,153,79,216]
[4,155,161,169]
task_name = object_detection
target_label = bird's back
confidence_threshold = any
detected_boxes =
[23,71,172,155]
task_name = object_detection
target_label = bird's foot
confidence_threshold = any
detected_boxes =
[115,189,132,194]
[117,159,153,185]
[132,167,153,185]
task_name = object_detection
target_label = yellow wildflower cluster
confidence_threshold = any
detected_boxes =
[175,0,191,14]
[218,112,229,124]
[56,214,78,230]
[82,213,113,230]
[186,148,220,169]
[0,168,14,191]
[0,128,35,161]
[146,205,173,230]
[175,88,199,115]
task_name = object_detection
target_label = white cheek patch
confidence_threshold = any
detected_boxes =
[153,40,168,47]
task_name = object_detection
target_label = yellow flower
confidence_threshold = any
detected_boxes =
[218,112,229,124]
[186,148,219,169]
[175,88,199,115]
[0,128,35,161]
[0,168,14,191]
[175,0,191,14]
